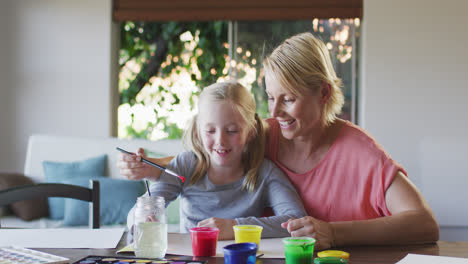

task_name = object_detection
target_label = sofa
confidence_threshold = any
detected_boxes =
[0,134,185,230]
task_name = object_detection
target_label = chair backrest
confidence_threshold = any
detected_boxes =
[0,180,100,229]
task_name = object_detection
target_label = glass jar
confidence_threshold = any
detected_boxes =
[133,196,167,259]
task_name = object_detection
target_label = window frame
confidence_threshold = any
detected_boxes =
[113,0,362,21]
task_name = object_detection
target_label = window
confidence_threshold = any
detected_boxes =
[117,20,360,140]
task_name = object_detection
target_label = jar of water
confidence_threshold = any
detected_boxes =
[133,196,167,259]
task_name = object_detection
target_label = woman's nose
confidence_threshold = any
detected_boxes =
[270,101,281,118]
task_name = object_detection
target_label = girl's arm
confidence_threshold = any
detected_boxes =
[284,171,440,249]
[117,147,174,181]
[197,161,306,240]
[235,161,307,238]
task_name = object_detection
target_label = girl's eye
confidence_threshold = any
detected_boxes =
[227,130,238,134]
[283,98,295,103]
[206,130,215,134]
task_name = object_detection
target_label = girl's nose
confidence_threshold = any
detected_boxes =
[216,131,226,145]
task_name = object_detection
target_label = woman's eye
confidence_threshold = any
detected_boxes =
[283,98,295,103]
[227,130,238,134]
[206,130,215,134]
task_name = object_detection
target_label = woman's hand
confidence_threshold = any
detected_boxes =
[282,216,335,250]
[117,148,158,181]
[197,217,237,240]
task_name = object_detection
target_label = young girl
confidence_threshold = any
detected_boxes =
[122,81,306,240]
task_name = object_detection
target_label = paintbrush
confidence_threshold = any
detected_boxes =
[116,147,185,183]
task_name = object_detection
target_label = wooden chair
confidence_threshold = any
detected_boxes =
[0,180,100,228]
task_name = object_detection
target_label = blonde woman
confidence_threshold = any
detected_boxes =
[263,32,439,249]
[122,81,306,240]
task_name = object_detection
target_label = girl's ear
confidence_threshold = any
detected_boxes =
[320,82,332,104]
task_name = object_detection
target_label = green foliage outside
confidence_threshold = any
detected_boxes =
[119,21,229,140]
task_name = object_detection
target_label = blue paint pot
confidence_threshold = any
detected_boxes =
[223,242,258,264]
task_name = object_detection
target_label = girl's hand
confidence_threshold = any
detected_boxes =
[281,216,335,250]
[117,148,157,181]
[197,217,237,240]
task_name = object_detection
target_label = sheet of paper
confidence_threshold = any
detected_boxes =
[118,233,285,258]
[0,228,125,248]
[396,254,468,264]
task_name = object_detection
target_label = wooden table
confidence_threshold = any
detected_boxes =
[36,233,468,264]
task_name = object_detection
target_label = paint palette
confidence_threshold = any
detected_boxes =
[0,246,69,264]
[73,255,208,264]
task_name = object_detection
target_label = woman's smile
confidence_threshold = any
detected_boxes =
[278,119,296,129]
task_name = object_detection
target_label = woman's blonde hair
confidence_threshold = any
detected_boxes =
[183,81,266,192]
[263,32,344,126]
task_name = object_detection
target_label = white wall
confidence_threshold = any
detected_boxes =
[0,1,14,171]
[0,0,117,172]
[362,0,468,240]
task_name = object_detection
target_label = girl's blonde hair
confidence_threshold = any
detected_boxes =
[263,32,344,126]
[183,81,265,192]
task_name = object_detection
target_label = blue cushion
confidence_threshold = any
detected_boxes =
[42,154,107,219]
[62,177,146,226]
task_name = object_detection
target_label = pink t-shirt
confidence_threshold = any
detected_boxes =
[265,118,406,222]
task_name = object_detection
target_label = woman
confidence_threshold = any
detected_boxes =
[263,32,439,249]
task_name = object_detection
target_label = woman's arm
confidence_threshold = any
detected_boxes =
[284,171,439,249]
[332,171,439,246]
